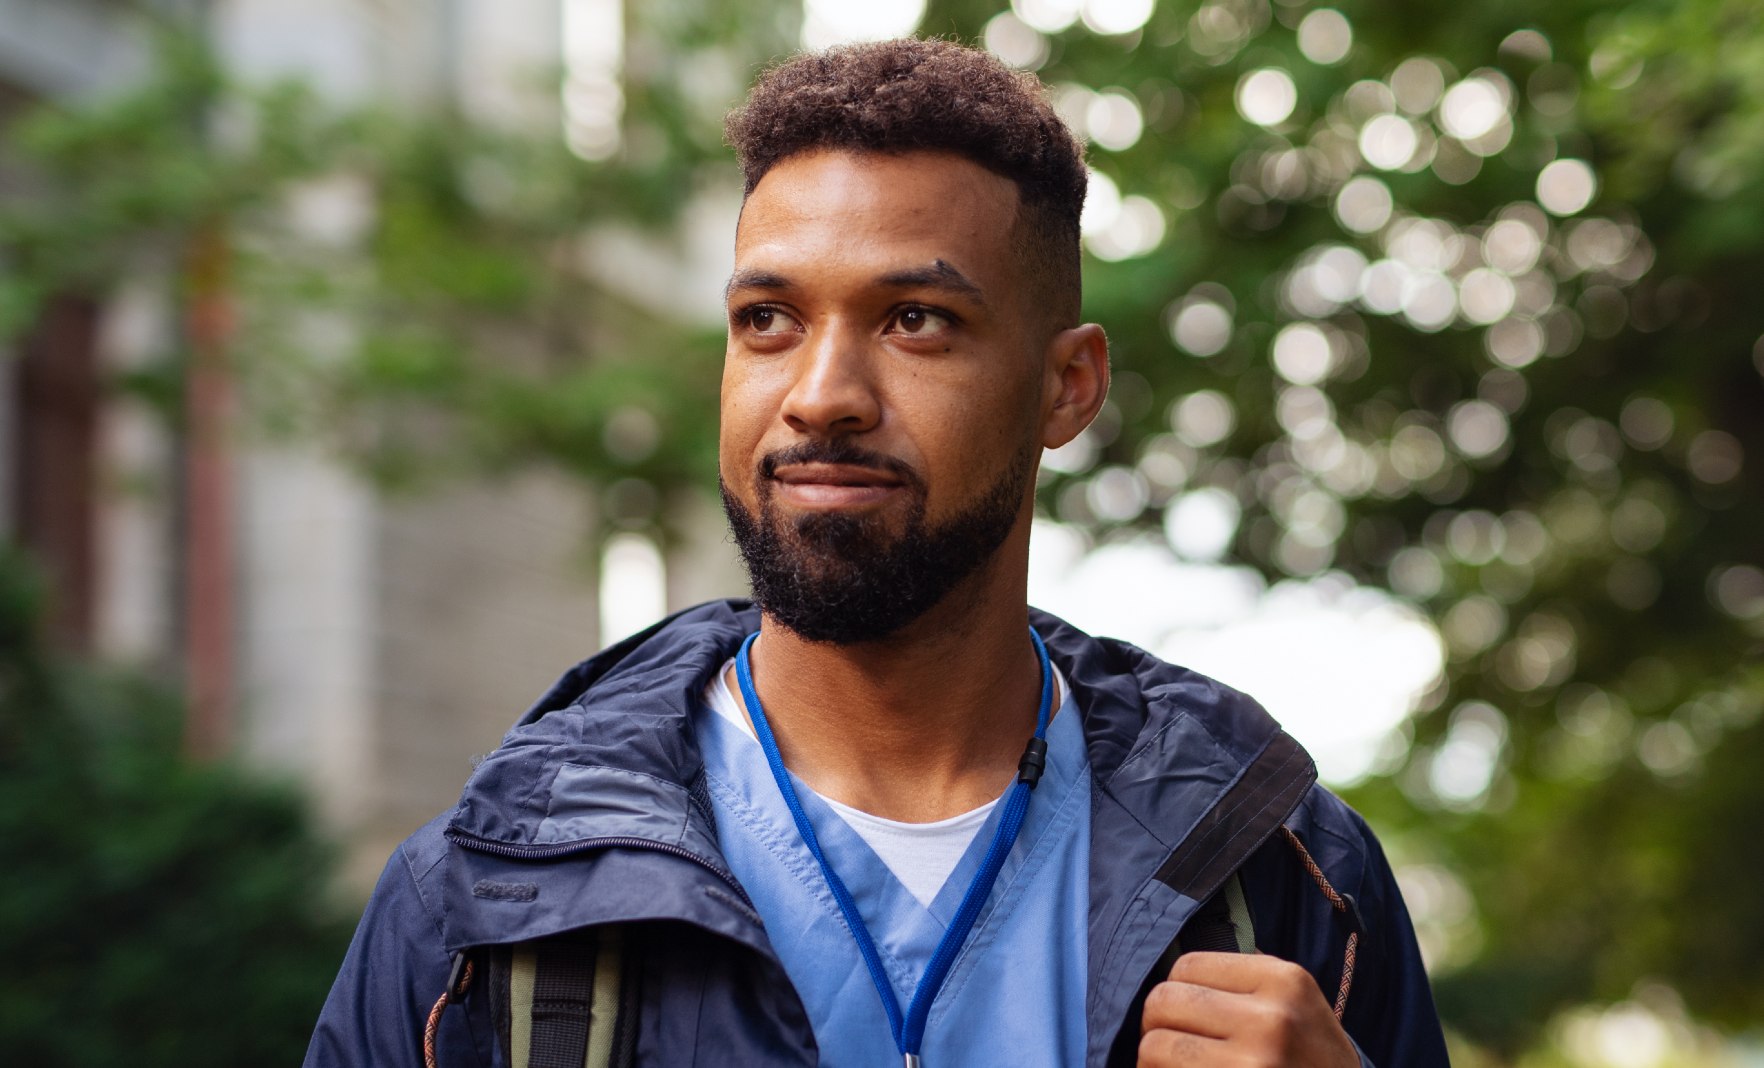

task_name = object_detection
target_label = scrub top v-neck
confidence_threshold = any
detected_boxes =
[695,663,1091,1067]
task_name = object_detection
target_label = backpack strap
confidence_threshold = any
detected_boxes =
[495,926,634,1068]
[1106,871,1258,1066]
[1142,870,1258,988]
[1174,872,1256,955]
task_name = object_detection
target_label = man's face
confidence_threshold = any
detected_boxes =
[719,149,1051,643]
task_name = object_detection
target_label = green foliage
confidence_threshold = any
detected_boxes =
[0,550,351,1066]
[1,2,787,534]
[920,0,1764,1051]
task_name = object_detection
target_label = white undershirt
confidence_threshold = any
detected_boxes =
[703,660,1067,907]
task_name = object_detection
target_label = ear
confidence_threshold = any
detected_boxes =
[1040,323,1110,449]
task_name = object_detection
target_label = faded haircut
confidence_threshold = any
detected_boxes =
[725,38,1088,328]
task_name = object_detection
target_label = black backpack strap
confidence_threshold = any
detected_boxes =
[1146,869,1258,978]
[1105,873,1261,1067]
[527,939,596,1068]
[1175,874,1253,954]
[492,927,634,1068]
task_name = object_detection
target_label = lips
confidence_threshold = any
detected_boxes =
[770,462,905,508]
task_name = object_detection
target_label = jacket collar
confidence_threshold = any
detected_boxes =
[439,600,756,954]
[1034,609,1317,1062]
[438,599,1316,1056]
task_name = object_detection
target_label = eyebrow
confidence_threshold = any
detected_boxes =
[723,259,988,306]
[877,260,988,306]
[724,268,790,301]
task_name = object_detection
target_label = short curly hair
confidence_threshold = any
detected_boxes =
[725,38,1088,327]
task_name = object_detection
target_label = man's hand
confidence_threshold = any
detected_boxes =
[1138,952,1361,1067]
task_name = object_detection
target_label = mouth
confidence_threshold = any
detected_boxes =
[769,462,906,509]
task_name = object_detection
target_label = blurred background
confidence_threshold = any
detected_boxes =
[1,0,1760,1063]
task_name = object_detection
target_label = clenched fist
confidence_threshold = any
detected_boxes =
[1138,952,1361,1067]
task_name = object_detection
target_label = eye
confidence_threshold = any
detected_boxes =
[735,305,800,336]
[889,306,953,336]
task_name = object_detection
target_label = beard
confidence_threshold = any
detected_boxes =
[721,438,1033,645]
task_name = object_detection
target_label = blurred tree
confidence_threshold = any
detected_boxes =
[919,0,1764,1052]
[0,548,352,1066]
[0,3,802,531]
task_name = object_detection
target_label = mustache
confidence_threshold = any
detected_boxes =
[758,439,923,491]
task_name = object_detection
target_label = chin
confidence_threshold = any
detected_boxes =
[721,465,1025,646]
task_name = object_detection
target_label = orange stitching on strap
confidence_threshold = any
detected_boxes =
[1279,826,1355,1020]
[423,958,475,1068]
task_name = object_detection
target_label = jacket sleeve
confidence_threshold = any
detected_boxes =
[304,835,492,1068]
[1243,790,1451,1068]
[1314,799,1451,1068]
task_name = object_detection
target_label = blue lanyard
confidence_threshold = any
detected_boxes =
[734,627,1054,1067]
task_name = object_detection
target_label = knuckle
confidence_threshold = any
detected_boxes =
[1142,979,1201,1031]
[1137,1028,1180,1065]
[1168,949,1223,981]
[1144,980,1179,1010]
[1246,995,1303,1056]
[1284,959,1318,992]
[1243,1034,1287,1068]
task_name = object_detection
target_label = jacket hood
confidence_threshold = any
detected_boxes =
[447,600,748,854]
[447,598,1307,849]
[438,598,1317,1060]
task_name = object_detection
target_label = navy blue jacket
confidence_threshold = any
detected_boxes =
[306,600,1448,1066]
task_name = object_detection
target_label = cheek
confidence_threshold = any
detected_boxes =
[718,359,791,480]
[916,362,1036,442]
[718,365,756,469]
[916,402,1023,488]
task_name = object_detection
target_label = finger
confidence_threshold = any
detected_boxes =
[1167,950,1321,1000]
[1140,980,1254,1039]
[1137,1024,1227,1067]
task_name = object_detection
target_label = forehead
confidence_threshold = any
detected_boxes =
[734,150,1024,284]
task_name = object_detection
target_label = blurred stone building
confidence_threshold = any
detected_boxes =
[0,0,741,890]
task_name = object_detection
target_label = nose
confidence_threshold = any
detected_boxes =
[780,323,880,437]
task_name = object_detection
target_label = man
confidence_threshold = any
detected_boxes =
[307,39,1447,1067]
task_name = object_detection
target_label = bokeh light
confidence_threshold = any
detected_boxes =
[1447,400,1511,459]
[1236,67,1298,127]
[1710,565,1764,620]
[1458,268,1517,324]
[1619,396,1674,450]
[1272,322,1336,385]
[1537,158,1598,215]
[1087,194,1166,260]
[1482,216,1545,273]
[800,0,925,48]
[1390,57,1446,114]
[1011,0,1082,33]
[1438,75,1507,141]
[1087,464,1150,521]
[983,12,1051,69]
[1686,430,1743,484]
[1360,114,1420,171]
[1164,487,1242,560]
[1297,9,1352,66]
[1079,167,1121,235]
[1086,89,1145,150]
[1170,389,1238,447]
[1167,291,1235,356]
[1081,0,1155,36]
[1333,175,1393,233]
[1429,701,1508,807]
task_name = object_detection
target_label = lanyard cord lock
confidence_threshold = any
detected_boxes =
[1017,737,1048,786]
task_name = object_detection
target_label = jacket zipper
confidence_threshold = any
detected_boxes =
[445,828,758,911]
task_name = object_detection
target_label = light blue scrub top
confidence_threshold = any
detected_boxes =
[697,679,1092,1067]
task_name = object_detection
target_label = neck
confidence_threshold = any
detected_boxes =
[734,554,1047,823]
